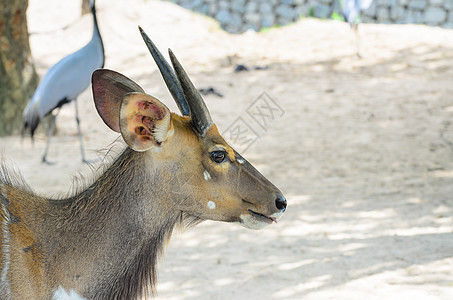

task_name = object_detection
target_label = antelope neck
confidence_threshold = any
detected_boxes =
[43,148,181,299]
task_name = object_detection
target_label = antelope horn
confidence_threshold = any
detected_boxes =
[168,49,213,137]
[138,26,190,116]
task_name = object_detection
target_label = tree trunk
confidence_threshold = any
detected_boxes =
[0,0,38,136]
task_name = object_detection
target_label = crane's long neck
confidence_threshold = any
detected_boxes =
[91,1,105,68]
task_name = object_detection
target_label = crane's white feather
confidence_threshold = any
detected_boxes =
[23,3,104,136]
[341,0,373,24]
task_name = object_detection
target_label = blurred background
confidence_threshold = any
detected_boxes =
[0,0,453,299]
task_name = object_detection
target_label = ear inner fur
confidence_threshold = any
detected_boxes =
[119,92,171,151]
[92,69,145,133]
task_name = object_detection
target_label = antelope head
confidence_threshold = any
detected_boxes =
[91,28,286,230]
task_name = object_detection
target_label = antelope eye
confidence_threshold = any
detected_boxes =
[210,151,227,164]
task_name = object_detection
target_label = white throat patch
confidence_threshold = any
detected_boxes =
[52,286,87,300]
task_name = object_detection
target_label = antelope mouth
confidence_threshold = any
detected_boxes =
[248,209,278,223]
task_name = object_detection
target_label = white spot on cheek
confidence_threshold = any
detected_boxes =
[237,158,245,164]
[207,201,216,210]
[203,170,212,181]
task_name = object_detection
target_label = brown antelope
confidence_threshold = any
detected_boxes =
[0,27,286,300]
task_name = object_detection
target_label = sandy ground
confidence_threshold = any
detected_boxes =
[1,0,453,299]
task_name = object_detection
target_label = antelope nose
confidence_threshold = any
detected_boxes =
[275,194,287,212]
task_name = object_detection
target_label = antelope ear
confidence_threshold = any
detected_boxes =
[92,69,145,132]
[119,92,172,151]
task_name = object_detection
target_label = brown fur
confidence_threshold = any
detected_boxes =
[1,143,189,299]
[0,79,285,299]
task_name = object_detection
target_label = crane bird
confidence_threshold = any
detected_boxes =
[340,0,373,57]
[23,0,104,164]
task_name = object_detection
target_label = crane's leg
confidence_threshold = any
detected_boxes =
[42,107,61,164]
[353,24,361,58]
[74,98,89,163]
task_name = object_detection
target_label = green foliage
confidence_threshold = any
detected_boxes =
[259,24,282,33]
[331,12,345,22]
